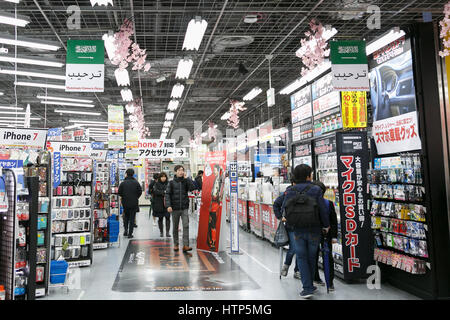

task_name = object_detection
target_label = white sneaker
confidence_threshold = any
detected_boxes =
[281,264,289,277]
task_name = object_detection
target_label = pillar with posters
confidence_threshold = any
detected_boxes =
[196,151,227,252]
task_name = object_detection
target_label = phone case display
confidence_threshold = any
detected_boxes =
[93,162,110,249]
[51,157,93,268]
[368,154,429,274]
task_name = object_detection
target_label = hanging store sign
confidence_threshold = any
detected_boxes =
[372,111,421,155]
[0,128,47,149]
[246,128,258,148]
[53,152,61,189]
[331,40,369,91]
[312,73,343,137]
[291,85,313,142]
[108,105,125,149]
[125,130,139,159]
[65,39,105,92]
[137,139,176,159]
[46,141,91,157]
[259,120,273,143]
[292,142,312,168]
[336,131,371,280]
[73,128,89,142]
[314,135,336,155]
[47,128,62,141]
[229,160,239,253]
[175,148,189,159]
[90,149,107,161]
[341,91,367,128]
[91,141,105,150]
[110,161,117,186]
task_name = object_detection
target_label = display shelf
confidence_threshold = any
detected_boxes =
[93,161,111,249]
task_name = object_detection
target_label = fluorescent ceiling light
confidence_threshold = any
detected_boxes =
[115,68,130,86]
[40,101,95,108]
[0,68,65,80]
[0,34,60,51]
[36,95,93,103]
[0,92,3,96]
[296,27,338,57]
[121,88,133,102]
[54,109,101,116]
[3,1,21,3]
[163,121,172,127]
[75,123,108,128]
[201,132,207,137]
[15,81,66,90]
[0,116,39,120]
[366,28,406,55]
[0,54,64,68]
[165,112,174,121]
[0,111,26,115]
[90,0,113,6]
[64,124,80,130]
[102,33,117,61]
[0,12,30,27]
[176,58,193,79]
[168,100,179,111]
[279,60,332,95]
[171,83,184,98]
[243,87,263,101]
[0,105,23,110]
[183,17,208,51]
[69,120,108,124]
[221,112,230,120]
[214,124,218,128]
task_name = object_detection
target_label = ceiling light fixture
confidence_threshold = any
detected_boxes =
[165,112,174,121]
[69,120,108,125]
[295,27,338,57]
[182,17,208,51]
[64,124,81,130]
[15,81,66,90]
[0,34,60,51]
[0,12,30,27]
[201,132,207,137]
[366,28,406,55]
[40,101,95,108]
[36,95,93,103]
[163,121,172,127]
[243,87,263,101]
[171,83,184,98]
[176,58,193,79]
[0,105,23,110]
[90,0,113,6]
[121,88,133,102]
[115,68,130,86]
[0,54,64,68]
[0,68,65,80]
[0,111,26,115]
[168,100,179,111]
[0,92,3,96]
[162,127,169,133]
[3,0,21,3]
[54,109,101,116]
[102,33,116,61]
[0,116,40,120]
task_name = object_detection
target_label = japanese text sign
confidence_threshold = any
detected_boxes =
[137,139,176,159]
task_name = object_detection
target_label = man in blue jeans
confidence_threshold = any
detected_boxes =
[273,164,330,299]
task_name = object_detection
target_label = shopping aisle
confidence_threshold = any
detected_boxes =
[42,208,418,300]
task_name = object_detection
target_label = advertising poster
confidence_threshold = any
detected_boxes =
[331,40,370,91]
[336,131,371,280]
[261,204,278,242]
[312,73,343,137]
[46,141,91,157]
[125,130,139,159]
[137,139,176,159]
[47,128,62,141]
[90,149,107,161]
[196,151,227,252]
[237,199,247,227]
[292,143,312,168]
[248,201,262,237]
[65,39,105,92]
[291,85,313,142]
[108,105,125,149]
[0,128,47,149]
[341,91,368,128]
[228,160,239,253]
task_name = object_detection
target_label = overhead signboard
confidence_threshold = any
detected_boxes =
[331,40,370,91]
[341,91,368,128]
[125,130,139,159]
[0,128,47,149]
[175,147,189,159]
[65,39,105,92]
[137,139,176,159]
[291,85,312,142]
[46,141,91,157]
[108,105,125,149]
[90,149,108,161]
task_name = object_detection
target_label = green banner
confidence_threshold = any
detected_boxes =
[330,40,367,65]
[66,40,104,64]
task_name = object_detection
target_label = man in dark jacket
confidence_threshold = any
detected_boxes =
[195,170,203,191]
[118,168,143,238]
[273,164,330,299]
[165,165,197,252]
[312,180,338,291]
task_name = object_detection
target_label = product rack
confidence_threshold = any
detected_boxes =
[50,156,94,268]
[93,161,110,250]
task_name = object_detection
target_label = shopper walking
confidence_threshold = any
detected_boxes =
[273,164,330,299]
[312,180,338,291]
[165,165,198,252]
[118,168,143,238]
[195,170,204,191]
[152,172,171,237]
[149,173,160,225]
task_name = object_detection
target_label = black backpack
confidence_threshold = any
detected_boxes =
[284,185,321,228]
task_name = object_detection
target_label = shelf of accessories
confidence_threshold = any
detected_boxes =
[368,153,430,275]
[50,160,94,268]
[93,161,111,249]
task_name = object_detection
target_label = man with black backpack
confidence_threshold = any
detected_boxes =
[273,164,330,299]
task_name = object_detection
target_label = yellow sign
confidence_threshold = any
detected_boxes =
[341,91,367,128]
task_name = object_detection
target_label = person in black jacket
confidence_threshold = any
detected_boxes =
[118,168,143,238]
[152,172,170,237]
[312,180,338,291]
[148,173,160,224]
[195,170,203,191]
[165,165,198,252]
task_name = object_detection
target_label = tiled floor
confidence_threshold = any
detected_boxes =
[43,208,419,300]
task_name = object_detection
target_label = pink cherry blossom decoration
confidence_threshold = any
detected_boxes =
[439,1,450,57]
